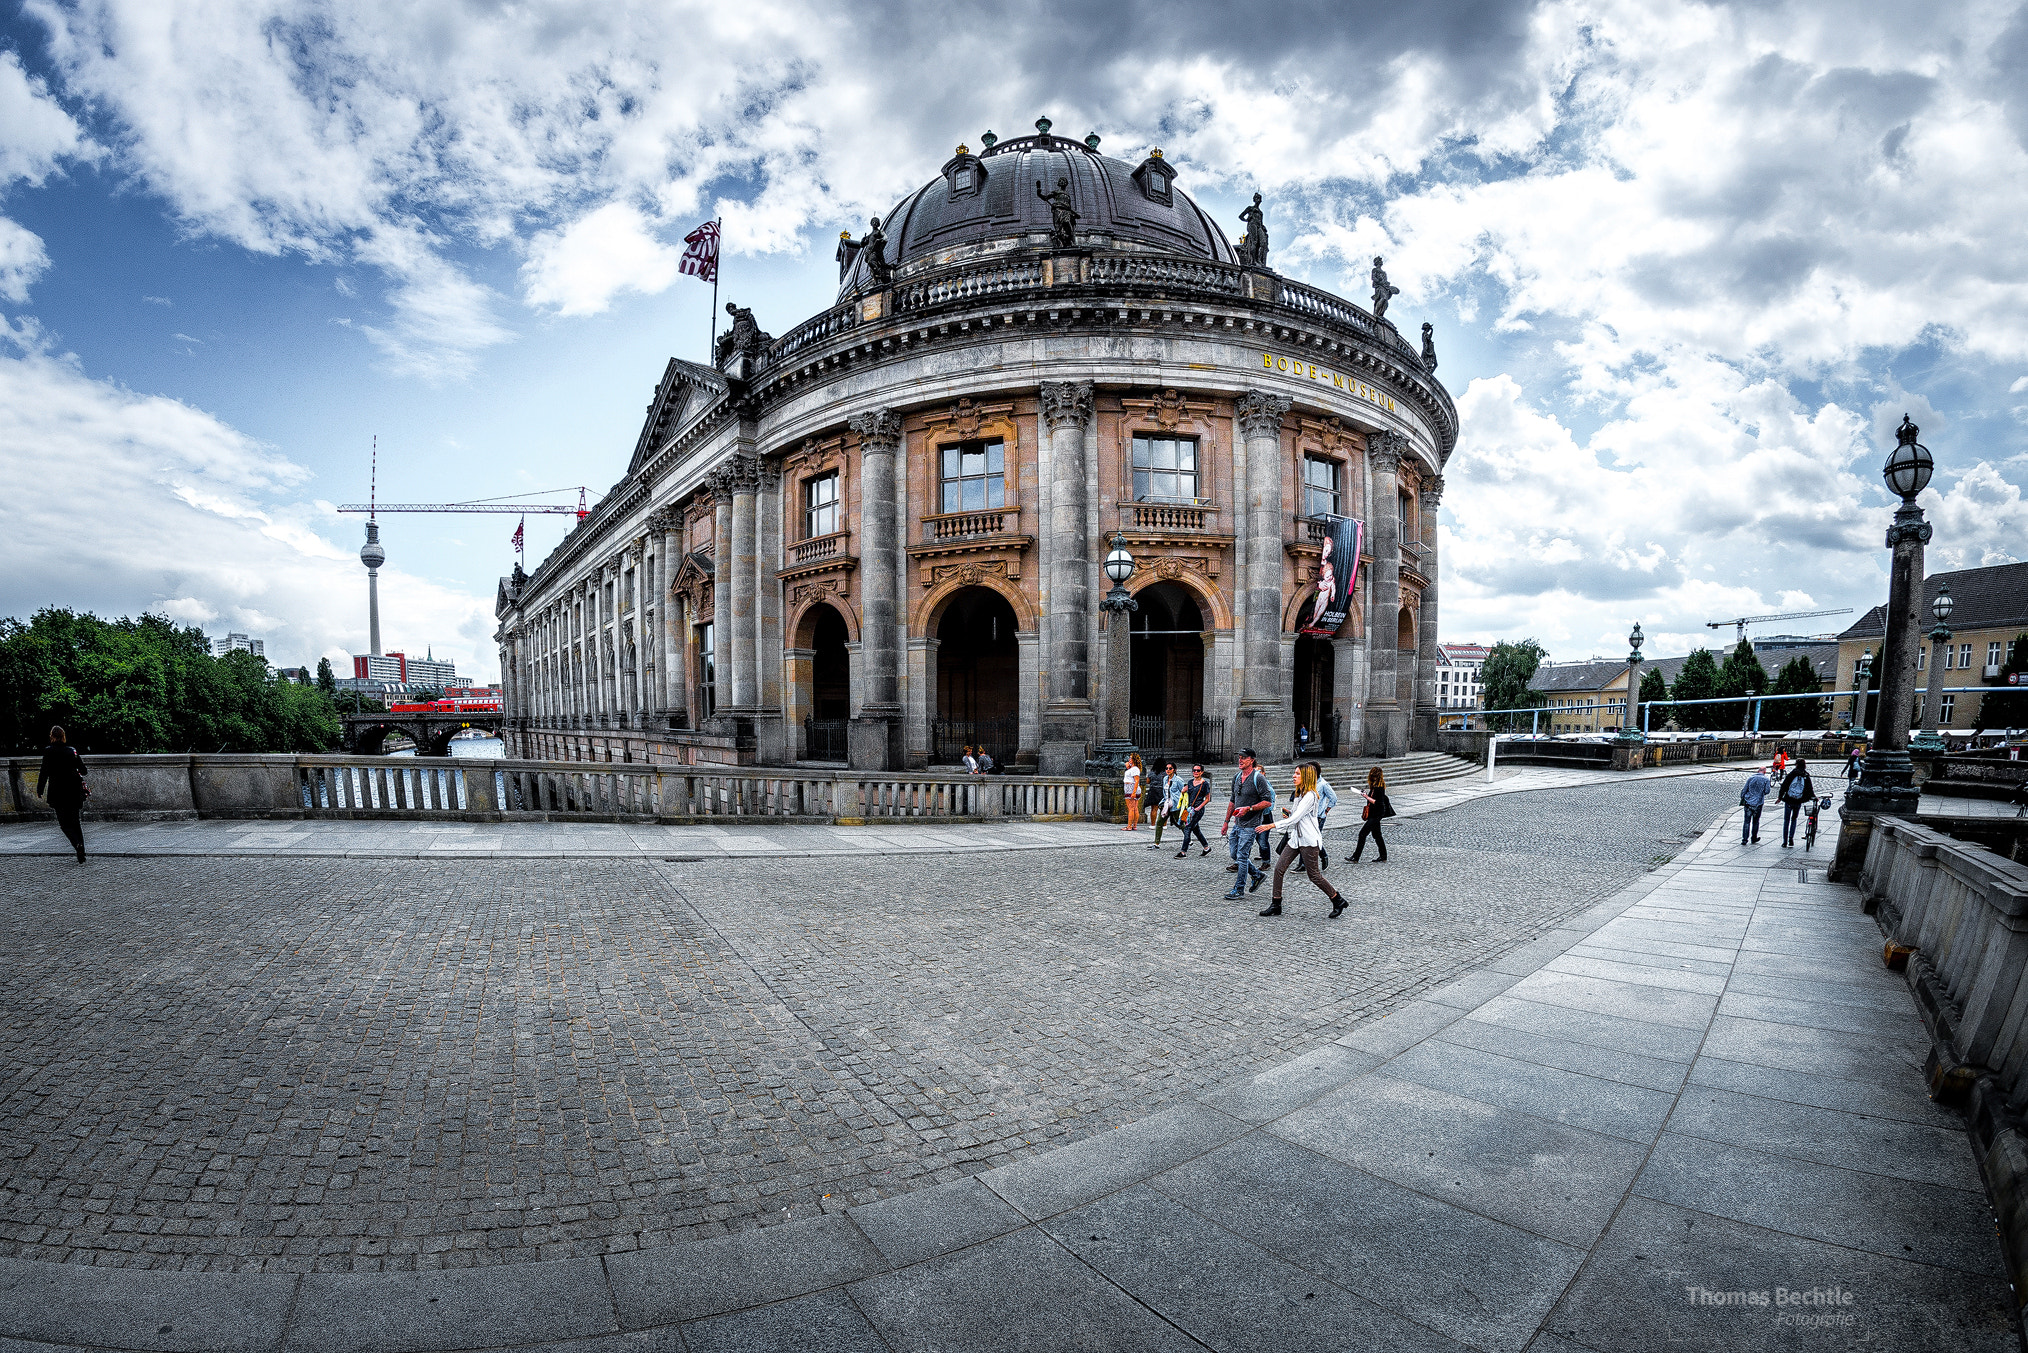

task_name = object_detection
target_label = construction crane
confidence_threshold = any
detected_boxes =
[1706,608,1853,642]
[336,488,590,518]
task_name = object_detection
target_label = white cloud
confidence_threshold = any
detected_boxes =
[522,202,682,317]
[0,48,87,185]
[0,217,50,304]
[0,331,499,677]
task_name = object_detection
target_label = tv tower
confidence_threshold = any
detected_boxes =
[359,436,385,656]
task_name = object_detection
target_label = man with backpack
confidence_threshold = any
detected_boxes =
[1221,749,1274,899]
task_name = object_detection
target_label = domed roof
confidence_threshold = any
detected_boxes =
[837,125,1238,298]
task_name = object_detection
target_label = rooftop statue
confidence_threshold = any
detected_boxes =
[1036,175,1078,249]
[1371,256,1401,320]
[852,216,892,286]
[1236,192,1269,269]
[1421,321,1438,371]
[714,302,771,370]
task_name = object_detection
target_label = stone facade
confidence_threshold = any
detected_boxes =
[495,131,1456,770]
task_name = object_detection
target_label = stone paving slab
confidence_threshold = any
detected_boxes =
[8,780,2012,1350]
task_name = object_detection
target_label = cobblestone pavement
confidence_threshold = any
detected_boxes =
[0,776,1736,1273]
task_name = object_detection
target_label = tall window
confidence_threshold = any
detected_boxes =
[1398,489,1414,542]
[940,439,1005,512]
[1303,456,1340,518]
[696,623,715,718]
[1991,641,2005,668]
[1960,642,1974,669]
[1941,694,1956,725]
[805,471,839,538]
[1131,435,1199,501]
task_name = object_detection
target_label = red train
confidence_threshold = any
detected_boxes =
[388,696,503,715]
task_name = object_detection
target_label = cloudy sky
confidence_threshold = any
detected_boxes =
[2,0,2025,682]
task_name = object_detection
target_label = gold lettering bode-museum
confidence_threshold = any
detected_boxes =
[494,123,1456,773]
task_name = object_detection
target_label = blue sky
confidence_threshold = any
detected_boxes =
[1,0,2024,683]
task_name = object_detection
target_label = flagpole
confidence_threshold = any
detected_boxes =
[707,216,721,363]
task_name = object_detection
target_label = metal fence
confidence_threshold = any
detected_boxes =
[804,718,848,762]
[929,717,1017,765]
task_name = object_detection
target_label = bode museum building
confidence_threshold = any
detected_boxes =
[495,121,1457,774]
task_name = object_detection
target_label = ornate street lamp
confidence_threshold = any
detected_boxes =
[1855,649,1873,735]
[1912,580,1954,752]
[1839,414,1933,861]
[1616,622,1647,746]
[1088,533,1142,781]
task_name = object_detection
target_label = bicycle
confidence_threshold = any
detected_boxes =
[1803,795,1830,850]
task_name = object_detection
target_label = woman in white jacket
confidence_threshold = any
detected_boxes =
[1259,763,1348,919]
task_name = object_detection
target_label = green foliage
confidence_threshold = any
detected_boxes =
[1480,639,1547,731]
[316,656,339,698]
[1669,648,1723,729]
[0,608,340,754]
[1637,666,1670,729]
[1714,638,1771,730]
[1978,632,2028,730]
[1770,656,1828,729]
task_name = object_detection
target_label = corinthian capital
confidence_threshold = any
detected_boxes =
[1234,389,1292,438]
[708,452,761,494]
[1367,430,1408,475]
[849,408,904,455]
[1421,474,1445,509]
[1039,380,1095,433]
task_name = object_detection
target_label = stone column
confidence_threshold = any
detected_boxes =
[1039,380,1096,775]
[728,462,761,717]
[848,408,903,769]
[1364,431,1407,757]
[628,543,645,728]
[1235,389,1294,759]
[1016,630,1041,765]
[755,461,787,764]
[710,480,736,720]
[1412,474,1444,750]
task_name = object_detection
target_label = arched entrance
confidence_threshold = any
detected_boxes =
[934,586,1018,764]
[1293,596,1337,756]
[1130,582,1204,758]
[801,602,851,761]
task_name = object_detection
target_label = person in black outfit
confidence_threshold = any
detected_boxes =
[1777,757,1817,848]
[37,725,89,862]
[1350,765,1393,862]
[1174,764,1213,856]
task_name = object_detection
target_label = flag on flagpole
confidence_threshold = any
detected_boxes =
[511,516,525,559]
[679,220,720,283]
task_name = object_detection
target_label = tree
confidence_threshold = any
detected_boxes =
[1669,648,1722,730]
[1978,633,2028,732]
[1480,639,1547,732]
[315,657,339,697]
[1770,656,1828,729]
[1715,639,1771,732]
[1638,667,1671,731]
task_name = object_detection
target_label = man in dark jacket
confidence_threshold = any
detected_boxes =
[1777,759,1817,848]
[36,726,88,862]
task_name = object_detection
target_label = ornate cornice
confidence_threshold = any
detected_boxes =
[1368,430,1408,475]
[1039,380,1094,433]
[849,408,904,455]
[1235,389,1292,438]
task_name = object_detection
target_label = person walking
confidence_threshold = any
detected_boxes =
[1311,762,1338,871]
[1349,766,1393,862]
[1122,753,1144,831]
[1222,749,1273,897]
[37,726,89,863]
[1740,765,1772,844]
[1778,757,1817,848]
[1259,763,1348,919]
[1151,761,1180,848]
[1175,764,1213,856]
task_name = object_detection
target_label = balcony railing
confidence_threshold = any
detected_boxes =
[790,530,850,567]
[1087,254,1248,296]
[1120,501,1218,533]
[924,507,1018,541]
[893,259,1048,314]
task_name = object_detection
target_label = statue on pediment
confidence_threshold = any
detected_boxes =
[1036,175,1078,249]
[1370,256,1401,320]
[1236,193,1269,269]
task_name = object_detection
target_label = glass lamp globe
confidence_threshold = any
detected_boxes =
[1628,622,1644,654]
[1932,584,1954,624]
[1884,415,1933,499]
[1103,535,1134,585]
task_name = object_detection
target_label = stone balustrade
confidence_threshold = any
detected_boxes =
[1,754,1104,825]
[924,507,1017,541]
[1122,502,1217,533]
[1858,817,2028,1296]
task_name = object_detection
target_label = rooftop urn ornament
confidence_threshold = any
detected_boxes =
[1084,132,1100,149]
[1371,256,1401,319]
[981,130,997,148]
[1236,192,1269,269]
[1036,175,1079,249]
[1034,116,1052,139]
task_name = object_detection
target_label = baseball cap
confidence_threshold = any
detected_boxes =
[1239,746,1257,760]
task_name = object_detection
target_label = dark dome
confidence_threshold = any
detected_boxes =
[837,130,1238,298]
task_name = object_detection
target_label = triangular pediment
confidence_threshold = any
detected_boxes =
[627,359,728,475]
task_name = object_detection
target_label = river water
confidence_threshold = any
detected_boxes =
[386,734,505,759]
